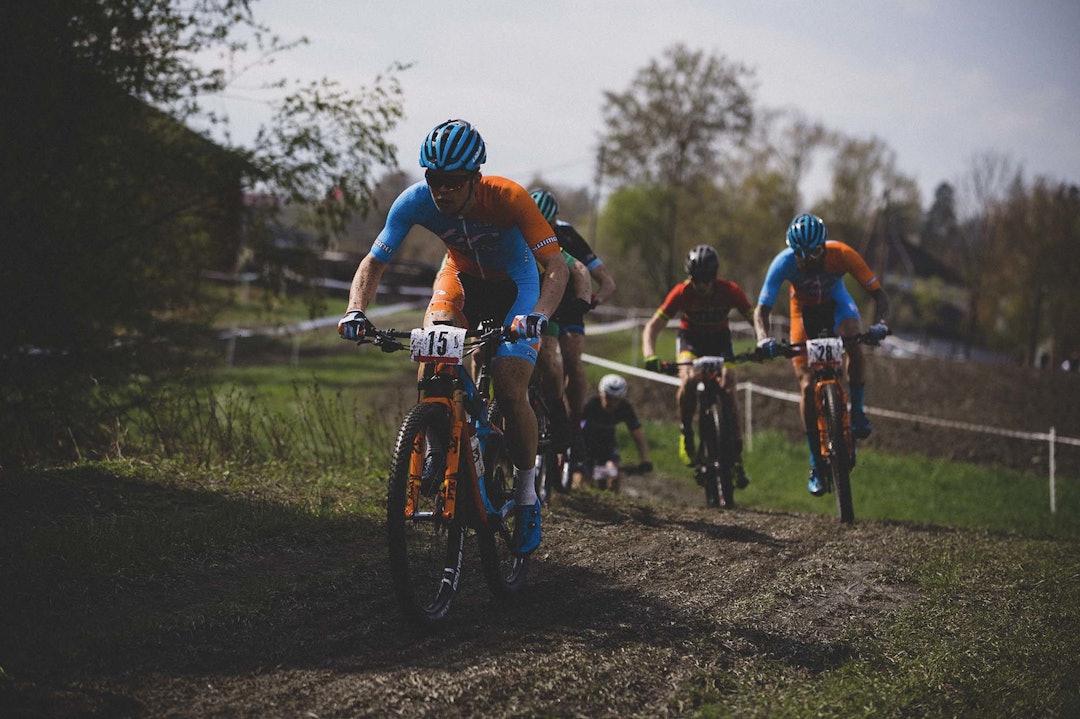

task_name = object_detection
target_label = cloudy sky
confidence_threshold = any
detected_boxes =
[205,0,1080,205]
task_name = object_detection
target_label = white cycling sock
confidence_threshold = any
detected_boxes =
[513,465,538,507]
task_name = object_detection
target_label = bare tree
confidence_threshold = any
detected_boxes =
[952,151,1021,356]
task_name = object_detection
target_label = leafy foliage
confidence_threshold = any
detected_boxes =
[0,1,403,464]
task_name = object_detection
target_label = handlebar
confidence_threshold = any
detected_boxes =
[354,323,513,354]
[655,349,761,376]
[763,328,894,360]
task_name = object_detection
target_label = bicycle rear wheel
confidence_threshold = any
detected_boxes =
[530,383,569,498]
[386,402,465,625]
[476,425,529,598]
[822,383,855,523]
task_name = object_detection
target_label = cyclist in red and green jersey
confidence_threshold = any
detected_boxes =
[642,245,755,484]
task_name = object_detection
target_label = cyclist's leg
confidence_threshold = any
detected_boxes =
[675,330,699,464]
[721,364,750,486]
[537,330,572,449]
[493,352,543,554]
[558,330,588,463]
[833,286,870,437]
[792,299,825,493]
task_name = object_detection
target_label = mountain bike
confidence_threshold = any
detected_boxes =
[352,321,528,625]
[658,351,757,509]
[769,330,890,524]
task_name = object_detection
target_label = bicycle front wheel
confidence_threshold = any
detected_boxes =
[714,391,739,509]
[476,425,529,599]
[698,405,723,508]
[386,402,465,625]
[822,383,855,523]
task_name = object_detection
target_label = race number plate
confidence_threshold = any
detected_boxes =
[693,356,726,375]
[806,337,845,367]
[410,326,467,364]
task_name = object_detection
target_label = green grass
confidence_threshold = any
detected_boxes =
[4,315,1079,717]
[621,423,1079,538]
[211,312,1080,538]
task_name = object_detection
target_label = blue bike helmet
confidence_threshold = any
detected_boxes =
[529,189,559,222]
[419,119,487,172]
[786,213,828,255]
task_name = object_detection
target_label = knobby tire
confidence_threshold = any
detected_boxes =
[386,402,463,626]
[480,401,529,598]
[698,403,722,508]
[475,416,529,599]
[715,392,737,509]
[822,383,855,523]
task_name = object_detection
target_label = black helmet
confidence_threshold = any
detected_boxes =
[685,245,719,280]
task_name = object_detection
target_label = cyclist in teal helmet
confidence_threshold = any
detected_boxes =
[529,188,617,479]
[529,189,559,222]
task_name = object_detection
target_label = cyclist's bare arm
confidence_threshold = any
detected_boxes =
[641,311,667,358]
[590,264,617,306]
[753,303,773,341]
[535,253,568,318]
[869,287,890,324]
[630,426,650,464]
[347,254,388,312]
[570,260,591,304]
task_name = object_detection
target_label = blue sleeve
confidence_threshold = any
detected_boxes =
[370,182,432,263]
[757,250,794,307]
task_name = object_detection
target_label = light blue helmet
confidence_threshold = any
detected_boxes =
[419,119,487,172]
[529,189,559,222]
[786,213,828,255]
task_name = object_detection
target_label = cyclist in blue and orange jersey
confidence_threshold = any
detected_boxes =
[641,245,755,485]
[339,119,567,555]
[753,212,890,496]
[530,189,617,465]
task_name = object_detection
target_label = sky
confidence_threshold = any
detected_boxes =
[204,0,1080,206]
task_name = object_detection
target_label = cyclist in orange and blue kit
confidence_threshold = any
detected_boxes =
[753,212,890,496]
[642,245,755,486]
[338,119,567,555]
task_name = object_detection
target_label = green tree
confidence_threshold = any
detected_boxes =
[994,178,1080,362]
[599,44,754,288]
[815,134,920,249]
[1,1,404,464]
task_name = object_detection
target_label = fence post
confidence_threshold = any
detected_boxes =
[744,383,753,453]
[1050,426,1057,514]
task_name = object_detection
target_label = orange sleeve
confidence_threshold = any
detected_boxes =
[479,176,560,263]
[828,242,881,292]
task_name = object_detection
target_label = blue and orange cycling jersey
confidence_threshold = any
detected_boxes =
[757,241,881,309]
[370,176,560,284]
[657,279,752,332]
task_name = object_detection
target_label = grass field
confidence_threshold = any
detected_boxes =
[210,298,1080,538]
[3,295,1078,717]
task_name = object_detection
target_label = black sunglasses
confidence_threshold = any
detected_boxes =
[425,170,474,192]
[794,246,825,260]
